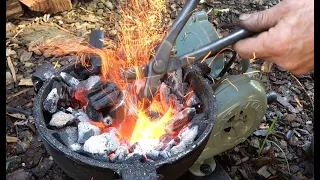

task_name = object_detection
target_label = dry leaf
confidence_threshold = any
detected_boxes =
[20,51,33,62]
[7,57,17,83]
[6,112,27,120]
[6,135,19,143]
[18,78,33,86]
[261,61,274,72]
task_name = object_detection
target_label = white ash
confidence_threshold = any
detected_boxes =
[78,121,101,143]
[76,75,100,90]
[110,145,129,162]
[49,111,75,128]
[75,111,89,122]
[70,143,82,151]
[102,116,113,125]
[159,82,171,110]
[170,142,187,156]
[178,125,199,146]
[43,88,60,113]
[186,93,201,107]
[60,72,80,87]
[164,139,176,152]
[83,132,119,155]
[146,149,171,161]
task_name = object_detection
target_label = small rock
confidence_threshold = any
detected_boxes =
[296,129,309,135]
[257,165,271,178]
[306,121,312,125]
[253,129,269,136]
[289,135,299,146]
[285,130,294,141]
[31,158,54,178]
[105,1,114,10]
[97,2,104,8]
[20,51,33,62]
[284,114,296,122]
[6,156,22,173]
[96,9,104,15]
[78,121,101,143]
[302,141,311,152]
[49,111,75,128]
[43,88,59,113]
[291,122,301,128]
[6,169,32,180]
[279,140,287,150]
[287,153,294,161]
[291,165,300,173]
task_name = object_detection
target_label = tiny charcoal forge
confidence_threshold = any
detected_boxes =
[33,0,267,180]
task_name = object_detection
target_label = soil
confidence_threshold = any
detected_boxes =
[6,0,314,179]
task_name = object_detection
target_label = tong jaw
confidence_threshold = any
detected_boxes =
[141,0,200,100]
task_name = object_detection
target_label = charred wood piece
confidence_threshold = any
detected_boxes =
[43,81,64,113]
[159,82,170,109]
[60,72,80,88]
[165,108,196,134]
[32,63,55,92]
[167,69,184,98]
[49,111,75,128]
[77,121,101,143]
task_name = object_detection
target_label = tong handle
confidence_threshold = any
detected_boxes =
[178,28,256,68]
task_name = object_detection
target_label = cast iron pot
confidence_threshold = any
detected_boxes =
[33,63,217,180]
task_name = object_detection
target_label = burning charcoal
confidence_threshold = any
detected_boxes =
[86,105,103,121]
[76,76,100,91]
[83,132,119,155]
[134,79,145,95]
[148,110,161,121]
[159,82,170,109]
[49,111,75,128]
[55,126,78,148]
[185,93,201,107]
[146,150,171,161]
[110,145,129,163]
[169,94,184,114]
[164,139,176,152]
[109,98,125,124]
[130,142,143,154]
[59,72,80,88]
[102,116,113,126]
[165,108,196,134]
[78,121,101,143]
[155,134,173,151]
[178,125,199,146]
[167,69,183,98]
[43,88,59,113]
[87,81,121,110]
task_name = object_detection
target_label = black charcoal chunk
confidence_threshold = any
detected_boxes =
[32,63,55,92]
[83,132,119,155]
[86,105,103,121]
[43,88,59,113]
[60,72,80,87]
[78,121,101,143]
[167,69,183,97]
[109,99,125,124]
[110,145,129,163]
[165,107,196,134]
[55,126,78,148]
[49,111,75,128]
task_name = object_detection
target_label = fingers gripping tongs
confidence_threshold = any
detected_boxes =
[124,0,256,100]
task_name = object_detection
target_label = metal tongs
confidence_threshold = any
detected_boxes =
[123,0,256,100]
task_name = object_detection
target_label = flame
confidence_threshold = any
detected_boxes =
[39,0,178,150]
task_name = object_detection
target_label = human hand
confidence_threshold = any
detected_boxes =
[233,0,314,75]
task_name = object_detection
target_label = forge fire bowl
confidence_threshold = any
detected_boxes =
[33,63,217,180]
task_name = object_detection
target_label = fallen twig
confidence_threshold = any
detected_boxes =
[289,73,314,109]
[6,88,31,102]
[268,140,290,174]
[7,57,17,83]
[6,105,32,116]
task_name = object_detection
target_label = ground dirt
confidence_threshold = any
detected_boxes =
[6,0,314,179]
